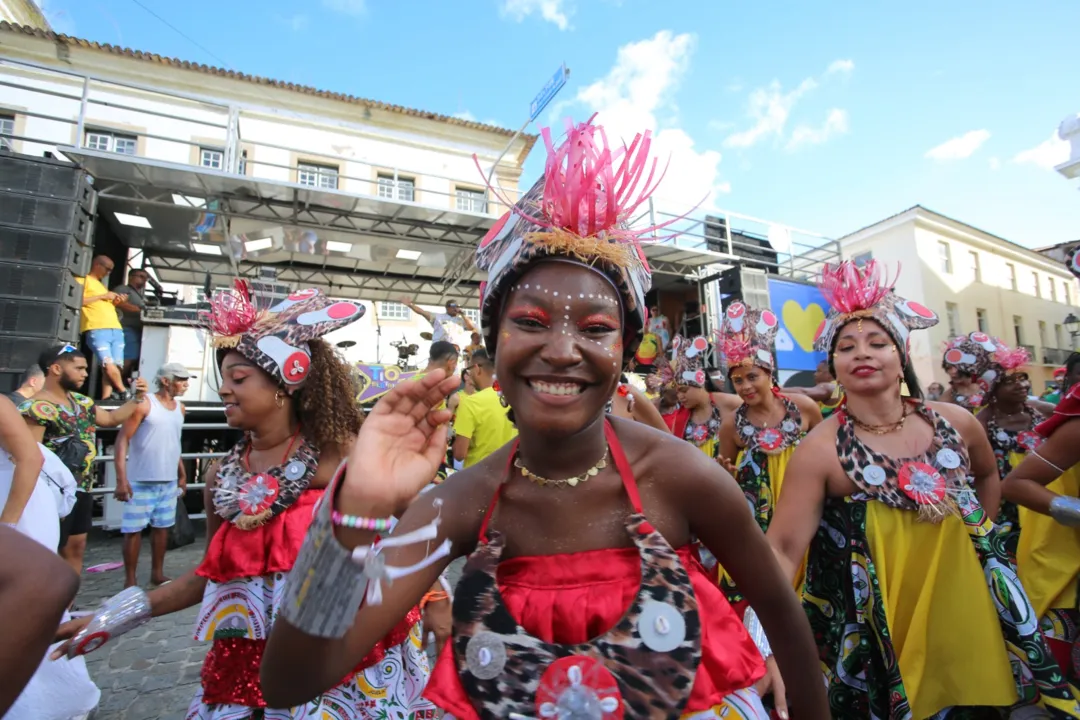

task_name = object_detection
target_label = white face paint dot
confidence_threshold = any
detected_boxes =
[565,305,570,310]
[564,315,569,320]
[554,291,559,297]
[579,293,584,298]
[524,284,529,289]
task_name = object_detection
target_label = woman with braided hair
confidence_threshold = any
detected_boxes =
[53,284,440,719]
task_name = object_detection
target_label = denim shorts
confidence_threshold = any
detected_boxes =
[86,328,125,366]
[122,326,141,362]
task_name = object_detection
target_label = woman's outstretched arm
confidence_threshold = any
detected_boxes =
[669,438,829,719]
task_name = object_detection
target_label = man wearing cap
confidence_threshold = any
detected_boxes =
[114,363,190,588]
[21,344,148,576]
[399,296,477,350]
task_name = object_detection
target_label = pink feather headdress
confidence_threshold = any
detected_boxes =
[715,301,779,374]
[200,279,261,348]
[814,260,938,360]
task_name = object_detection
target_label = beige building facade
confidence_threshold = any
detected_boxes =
[839,206,1078,392]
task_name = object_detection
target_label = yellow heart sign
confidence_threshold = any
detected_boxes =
[782,300,826,352]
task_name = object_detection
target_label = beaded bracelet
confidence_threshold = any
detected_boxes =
[331,510,393,531]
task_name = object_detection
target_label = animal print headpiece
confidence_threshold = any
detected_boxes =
[814,261,938,365]
[715,301,778,375]
[942,332,1029,393]
[644,350,676,394]
[671,335,710,388]
[200,280,364,388]
[1065,244,1080,279]
[474,117,682,361]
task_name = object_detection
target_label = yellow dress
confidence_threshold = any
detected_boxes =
[803,400,1080,718]
[865,504,1016,717]
[720,397,805,606]
[1016,466,1080,622]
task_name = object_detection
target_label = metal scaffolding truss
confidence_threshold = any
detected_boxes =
[149,253,480,305]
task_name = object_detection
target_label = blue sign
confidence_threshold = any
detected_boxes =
[529,65,569,121]
[767,277,829,372]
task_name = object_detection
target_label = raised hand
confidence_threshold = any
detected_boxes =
[340,370,459,516]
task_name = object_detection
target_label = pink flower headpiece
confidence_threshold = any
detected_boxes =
[814,260,938,361]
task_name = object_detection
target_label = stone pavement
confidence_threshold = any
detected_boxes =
[74,523,464,719]
[76,525,208,720]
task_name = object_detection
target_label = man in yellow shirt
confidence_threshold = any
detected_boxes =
[453,349,516,468]
[76,256,129,399]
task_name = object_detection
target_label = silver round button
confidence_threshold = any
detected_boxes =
[936,448,961,470]
[862,465,887,487]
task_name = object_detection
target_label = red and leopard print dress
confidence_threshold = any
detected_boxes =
[423,420,769,719]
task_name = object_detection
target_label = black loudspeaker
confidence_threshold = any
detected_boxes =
[0,153,97,369]
[0,153,97,210]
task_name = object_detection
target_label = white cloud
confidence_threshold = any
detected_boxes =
[989,157,1001,170]
[322,0,366,17]
[787,108,849,150]
[499,0,571,30]
[723,78,817,149]
[826,59,855,75]
[1014,132,1070,170]
[924,129,991,160]
[571,31,727,208]
[452,111,477,122]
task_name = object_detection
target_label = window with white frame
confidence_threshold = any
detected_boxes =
[945,302,961,337]
[85,130,137,156]
[298,163,339,190]
[937,241,952,274]
[455,187,487,213]
[239,149,248,175]
[0,115,14,151]
[377,174,415,201]
[1051,278,1058,302]
[463,308,480,326]
[968,251,981,282]
[1006,263,1017,290]
[1033,271,1042,298]
[852,251,872,268]
[377,301,410,321]
[1066,282,1072,306]
[976,308,990,333]
[1013,315,1024,346]
[200,147,224,170]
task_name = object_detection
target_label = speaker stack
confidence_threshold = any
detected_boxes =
[0,151,97,393]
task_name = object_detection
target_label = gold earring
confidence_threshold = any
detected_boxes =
[275,391,285,408]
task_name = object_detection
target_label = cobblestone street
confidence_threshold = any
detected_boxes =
[73,522,460,719]
[76,525,208,720]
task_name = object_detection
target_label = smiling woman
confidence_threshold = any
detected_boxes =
[763,260,1080,718]
[261,118,830,719]
[51,284,444,719]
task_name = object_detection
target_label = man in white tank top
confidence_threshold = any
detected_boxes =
[114,363,190,588]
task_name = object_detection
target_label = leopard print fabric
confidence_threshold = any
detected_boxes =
[835,400,972,514]
[451,515,702,719]
[733,394,803,456]
[213,435,318,527]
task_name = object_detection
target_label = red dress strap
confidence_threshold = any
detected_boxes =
[477,439,520,544]
[604,419,643,514]
[477,421,642,543]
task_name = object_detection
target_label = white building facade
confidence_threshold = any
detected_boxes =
[839,206,1078,391]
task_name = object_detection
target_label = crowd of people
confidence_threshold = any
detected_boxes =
[4,117,1080,720]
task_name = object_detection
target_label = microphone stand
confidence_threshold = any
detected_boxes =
[374,303,382,364]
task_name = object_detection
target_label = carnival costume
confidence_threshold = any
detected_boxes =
[645,349,689,434]
[283,118,774,719]
[70,284,436,719]
[712,302,803,609]
[970,337,1041,559]
[1011,247,1080,688]
[800,261,1080,718]
[941,332,998,413]
[672,334,722,458]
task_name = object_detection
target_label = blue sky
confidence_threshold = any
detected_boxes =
[41,0,1080,248]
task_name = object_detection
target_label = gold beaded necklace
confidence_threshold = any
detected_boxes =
[514,449,609,488]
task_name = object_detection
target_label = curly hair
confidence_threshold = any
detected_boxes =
[294,338,362,449]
